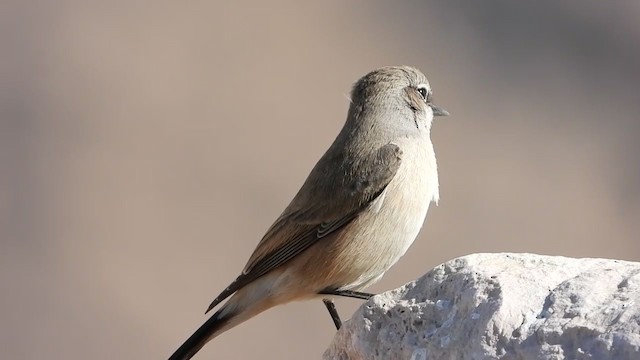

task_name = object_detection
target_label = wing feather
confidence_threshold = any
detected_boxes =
[205,143,402,313]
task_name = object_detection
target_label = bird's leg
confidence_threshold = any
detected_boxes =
[322,299,342,330]
[319,289,374,300]
[320,289,375,330]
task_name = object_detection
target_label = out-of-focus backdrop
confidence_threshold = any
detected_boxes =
[2,1,639,359]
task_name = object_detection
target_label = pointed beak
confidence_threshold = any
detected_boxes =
[430,104,450,117]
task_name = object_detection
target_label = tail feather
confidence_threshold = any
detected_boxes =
[168,309,230,360]
[169,274,285,359]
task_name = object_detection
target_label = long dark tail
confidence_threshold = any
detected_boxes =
[168,309,230,360]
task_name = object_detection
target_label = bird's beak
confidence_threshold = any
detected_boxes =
[430,104,449,117]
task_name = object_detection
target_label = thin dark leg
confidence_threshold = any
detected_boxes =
[322,299,342,330]
[319,289,374,300]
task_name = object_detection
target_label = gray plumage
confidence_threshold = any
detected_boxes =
[169,65,448,360]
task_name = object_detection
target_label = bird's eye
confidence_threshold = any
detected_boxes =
[417,87,429,102]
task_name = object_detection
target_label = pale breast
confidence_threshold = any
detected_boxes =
[336,134,439,289]
[382,135,439,257]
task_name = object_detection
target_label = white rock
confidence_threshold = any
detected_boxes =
[324,253,640,360]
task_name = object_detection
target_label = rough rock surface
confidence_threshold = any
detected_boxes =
[324,253,640,360]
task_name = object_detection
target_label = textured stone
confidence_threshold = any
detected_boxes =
[324,253,640,360]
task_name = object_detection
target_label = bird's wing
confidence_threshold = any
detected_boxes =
[205,143,402,313]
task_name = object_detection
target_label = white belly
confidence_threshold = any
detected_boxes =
[344,135,439,289]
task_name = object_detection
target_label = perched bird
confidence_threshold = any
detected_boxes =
[169,66,449,359]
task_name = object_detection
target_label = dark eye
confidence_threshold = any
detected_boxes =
[417,87,428,101]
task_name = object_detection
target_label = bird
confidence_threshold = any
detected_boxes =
[169,65,449,360]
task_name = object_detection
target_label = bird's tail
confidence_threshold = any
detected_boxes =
[168,306,232,360]
[168,285,281,360]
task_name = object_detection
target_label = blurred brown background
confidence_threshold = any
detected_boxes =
[2,1,639,359]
